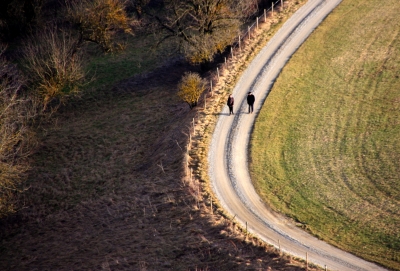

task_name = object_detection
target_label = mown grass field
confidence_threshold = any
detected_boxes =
[250,0,400,269]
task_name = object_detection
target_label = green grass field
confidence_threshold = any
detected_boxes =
[250,0,400,269]
[84,33,177,91]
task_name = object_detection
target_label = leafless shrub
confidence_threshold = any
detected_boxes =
[0,45,39,217]
[23,27,85,113]
[177,72,207,109]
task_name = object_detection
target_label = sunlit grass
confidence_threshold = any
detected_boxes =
[250,0,400,269]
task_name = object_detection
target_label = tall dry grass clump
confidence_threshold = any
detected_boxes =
[0,46,38,217]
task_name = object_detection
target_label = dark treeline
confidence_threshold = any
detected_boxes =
[0,0,276,43]
[0,0,63,41]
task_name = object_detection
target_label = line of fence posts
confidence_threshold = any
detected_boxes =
[198,0,284,203]
[197,0,284,192]
[192,1,335,269]
[239,221,324,270]
[187,0,336,267]
[205,0,283,100]
[184,112,202,208]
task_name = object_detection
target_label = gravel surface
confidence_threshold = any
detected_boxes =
[208,0,387,270]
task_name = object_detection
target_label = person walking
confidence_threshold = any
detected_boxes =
[247,92,255,113]
[227,94,234,115]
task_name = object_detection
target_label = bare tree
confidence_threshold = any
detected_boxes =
[23,27,85,112]
[66,0,136,52]
[148,0,258,66]
[0,45,38,217]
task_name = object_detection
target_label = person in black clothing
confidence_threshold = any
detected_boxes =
[247,92,255,113]
[227,94,234,115]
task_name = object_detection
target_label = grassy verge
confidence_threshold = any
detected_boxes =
[250,0,400,269]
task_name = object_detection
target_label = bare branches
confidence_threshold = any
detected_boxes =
[23,27,85,112]
[66,0,136,52]
[177,72,207,109]
[0,45,38,217]
[149,0,258,65]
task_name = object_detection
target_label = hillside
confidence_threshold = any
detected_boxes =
[0,0,320,270]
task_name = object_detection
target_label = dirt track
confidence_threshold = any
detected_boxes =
[208,0,387,270]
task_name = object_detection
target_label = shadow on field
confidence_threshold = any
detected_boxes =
[0,59,315,271]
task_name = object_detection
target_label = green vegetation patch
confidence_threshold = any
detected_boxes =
[250,0,400,269]
[84,33,177,90]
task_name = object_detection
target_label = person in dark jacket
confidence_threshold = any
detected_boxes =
[227,94,234,115]
[247,92,255,113]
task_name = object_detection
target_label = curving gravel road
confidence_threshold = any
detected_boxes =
[208,0,387,270]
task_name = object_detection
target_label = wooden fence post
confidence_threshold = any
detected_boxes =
[278,239,281,254]
[185,155,188,177]
[306,252,308,271]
